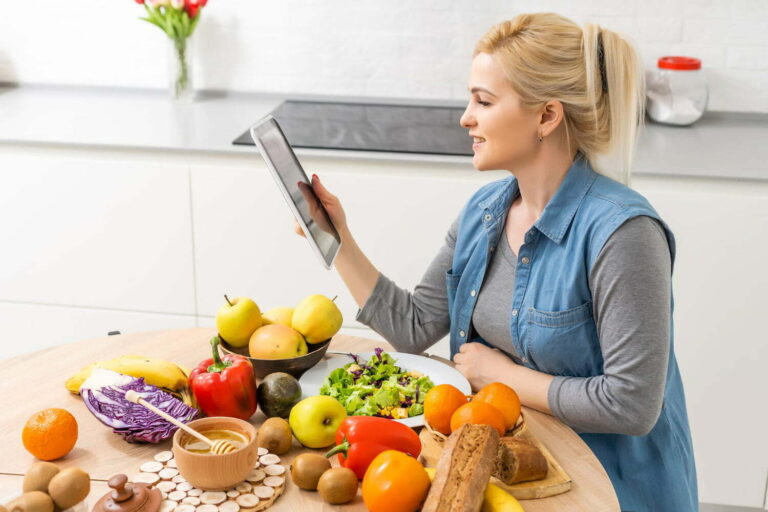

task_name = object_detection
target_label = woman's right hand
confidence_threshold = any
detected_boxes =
[294,174,348,238]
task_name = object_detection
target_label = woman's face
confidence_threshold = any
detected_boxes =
[460,52,540,171]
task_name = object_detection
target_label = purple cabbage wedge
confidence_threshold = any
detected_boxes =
[80,368,199,443]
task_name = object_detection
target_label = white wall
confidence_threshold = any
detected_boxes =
[0,0,766,113]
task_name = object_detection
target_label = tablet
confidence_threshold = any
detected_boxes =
[250,116,340,269]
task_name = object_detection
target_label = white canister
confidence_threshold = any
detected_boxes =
[646,56,708,126]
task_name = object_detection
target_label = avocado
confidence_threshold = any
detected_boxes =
[257,372,302,418]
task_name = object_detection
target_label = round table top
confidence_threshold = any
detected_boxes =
[0,328,619,511]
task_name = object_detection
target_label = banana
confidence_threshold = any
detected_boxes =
[424,467,525,512]
[481,482,526,512]
[65,355,189,395]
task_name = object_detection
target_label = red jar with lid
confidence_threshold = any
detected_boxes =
[646,56,708,126]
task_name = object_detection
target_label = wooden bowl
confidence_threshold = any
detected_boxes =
[424,411,526,445]
[219,338,331,379]
[172,417,258,490]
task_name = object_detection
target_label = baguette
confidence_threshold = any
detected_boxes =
[493,436,549,484]
[421,424,500,512]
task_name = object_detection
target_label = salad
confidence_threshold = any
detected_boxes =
[319,348,435,419]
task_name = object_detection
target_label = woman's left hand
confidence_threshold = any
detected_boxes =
[453,342,516,391]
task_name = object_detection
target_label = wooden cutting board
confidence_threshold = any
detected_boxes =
[418,426,572,500]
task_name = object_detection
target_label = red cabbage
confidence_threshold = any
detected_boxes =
[80,368,200,444]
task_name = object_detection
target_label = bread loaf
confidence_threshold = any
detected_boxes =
[493,436,548,484]
[421,424,499,512]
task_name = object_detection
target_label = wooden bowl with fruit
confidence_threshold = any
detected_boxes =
[219,337,331,379]
[216,294,341,379]
[423,382,526,445]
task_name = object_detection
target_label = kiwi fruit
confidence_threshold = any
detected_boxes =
[23,462,60,494]
[256,417,293,455]
[47,468,90,510]
[317,467,358,505]
[6,492,53,512]
[289,453,331,490]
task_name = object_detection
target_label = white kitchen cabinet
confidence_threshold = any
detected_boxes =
[0,147,196,315]
[0,302,196,360]
[635,175,768,508]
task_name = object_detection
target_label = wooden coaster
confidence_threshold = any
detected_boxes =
[133,451,287,512]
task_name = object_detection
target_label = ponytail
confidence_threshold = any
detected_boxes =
[581,24,645,184]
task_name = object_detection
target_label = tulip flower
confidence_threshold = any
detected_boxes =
[131,0,209,100]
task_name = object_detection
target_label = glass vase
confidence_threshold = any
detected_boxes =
[168,35,194,103]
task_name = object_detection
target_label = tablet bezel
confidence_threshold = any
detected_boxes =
[250,115,340,270]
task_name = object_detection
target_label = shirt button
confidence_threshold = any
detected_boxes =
[512,309,518,316]
[484,214,492,221]
[521,257,530,264]
[470,289,476,297]
[459,330,466,337]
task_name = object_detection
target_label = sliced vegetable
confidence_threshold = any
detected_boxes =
[79,368,199,443]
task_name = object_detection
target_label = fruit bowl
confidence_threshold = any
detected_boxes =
[219,338,331,379]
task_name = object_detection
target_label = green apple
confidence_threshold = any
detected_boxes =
[216,295,262,348]
[289,395,347,448]
[261,306,295,327]
[291,294,343,344]
[249,324,308,359]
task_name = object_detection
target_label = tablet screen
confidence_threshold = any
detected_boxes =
[252,118,340,267]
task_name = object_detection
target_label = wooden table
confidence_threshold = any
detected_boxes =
[0,328,619,511]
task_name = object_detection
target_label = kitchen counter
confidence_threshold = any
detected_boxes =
[0,83,766,181]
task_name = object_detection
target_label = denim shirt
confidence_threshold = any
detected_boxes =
[446,157,698,512]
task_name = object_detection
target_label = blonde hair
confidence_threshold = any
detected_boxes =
[474,13,645,185]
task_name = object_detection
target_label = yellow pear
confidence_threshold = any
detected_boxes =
[261,307,295,327]
[291,294,343,344]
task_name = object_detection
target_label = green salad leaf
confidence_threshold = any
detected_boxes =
[319,348,435,419]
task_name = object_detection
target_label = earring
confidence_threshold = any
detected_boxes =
[538,133,543,142]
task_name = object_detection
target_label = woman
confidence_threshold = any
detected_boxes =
[298,13,697,512]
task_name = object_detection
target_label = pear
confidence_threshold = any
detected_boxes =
[291,295,343,344]
[261,307,295,327]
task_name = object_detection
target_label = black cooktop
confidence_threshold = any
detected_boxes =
[233,100,472,156]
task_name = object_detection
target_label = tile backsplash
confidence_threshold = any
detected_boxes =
[0,0,765,112]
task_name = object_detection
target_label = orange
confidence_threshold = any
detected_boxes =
[22,408,78,461]
[449,400,506,437]
[424,384,468,435]
[474,382,522,431]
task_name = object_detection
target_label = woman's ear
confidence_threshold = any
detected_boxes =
[539,100,565,138]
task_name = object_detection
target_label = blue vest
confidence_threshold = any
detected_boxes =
[447,157,698,512]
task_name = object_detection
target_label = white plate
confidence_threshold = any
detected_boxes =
[299,351,470,428]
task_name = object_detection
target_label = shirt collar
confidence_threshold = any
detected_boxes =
[478,155,597,244]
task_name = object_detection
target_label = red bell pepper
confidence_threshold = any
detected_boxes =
[325,416,422,480]
[188,337,257,420]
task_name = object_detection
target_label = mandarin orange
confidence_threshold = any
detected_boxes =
[22,408,78,461]
[449,400,506,436]
[424,384,468,435]
[474,382,522,431]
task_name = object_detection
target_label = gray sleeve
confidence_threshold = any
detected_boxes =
[547,216,671,436]
[354,218,457,354]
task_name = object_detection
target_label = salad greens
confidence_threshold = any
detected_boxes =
[319,348,435,419]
